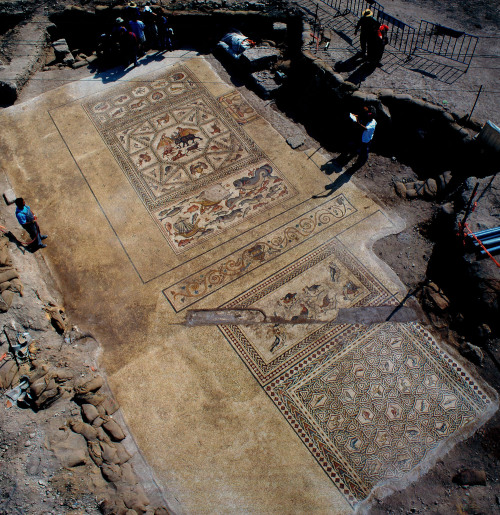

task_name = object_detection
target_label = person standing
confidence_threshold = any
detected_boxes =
[352,107,377,163]
[119,27,138,67]
[141,3,158,50]
[156,10,173,51]
[369,23,389,63]
[354,9,379,58]
[128,15,146,56]
[14,198,47,249]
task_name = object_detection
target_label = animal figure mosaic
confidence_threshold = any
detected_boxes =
[83,66,291,251]
[157,162,291,252]
[165,195,356,310]
[235,244,364,359]
[218,90,259,125]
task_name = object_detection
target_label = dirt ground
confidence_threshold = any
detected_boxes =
[0,0,499,514]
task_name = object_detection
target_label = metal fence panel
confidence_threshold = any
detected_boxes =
[377,11,415,55]
[318,0,384,19]
[344,0,384,19]
[319,0,345,15]
[412,20,479,71]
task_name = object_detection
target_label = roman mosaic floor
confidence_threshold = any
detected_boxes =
[0,54,496,514]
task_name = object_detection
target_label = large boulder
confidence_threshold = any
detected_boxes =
[241,47,280,71]
[52,39,74,64]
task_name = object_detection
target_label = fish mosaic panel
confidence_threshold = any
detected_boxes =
[154,161,292,253]
[83,66,296,253]
[165,194,356,310]
[219,238,395,385]
[219,241,494,507]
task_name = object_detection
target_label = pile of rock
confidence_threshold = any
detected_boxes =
[48,38,98,70]
[0,235,23,312]
[1,354,169,514]
[394,171,452,200]
[69,374,160,515]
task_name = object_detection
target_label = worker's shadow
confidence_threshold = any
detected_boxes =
[334,53,364,73]
[3,231,32,254]
[94,65,132,84]
[321,152,355,175]
[312,159,365,198]
[347,61,378,84]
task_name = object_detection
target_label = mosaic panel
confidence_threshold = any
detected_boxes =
[218,90,259,125]
[218,242,494,507]
[165,194,356,310]
[267,323,492,506]
[83,66,297,253]
[219,238,395,385]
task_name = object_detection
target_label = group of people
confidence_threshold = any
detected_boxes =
[97,1,174,68]
[354,9,389,63]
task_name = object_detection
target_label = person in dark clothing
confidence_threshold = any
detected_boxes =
[369,23,389,63]
[14,198,47,250]
[96,33,113,68]
[126,2,140,21]
[156,10,173,51]
[354,9,380,57]
[141,3,158,50]
[118,27,138,67]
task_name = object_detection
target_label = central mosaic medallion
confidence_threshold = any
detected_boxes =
[83,67,296,253]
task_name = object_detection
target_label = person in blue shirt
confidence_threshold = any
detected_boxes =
[15,198,47,249]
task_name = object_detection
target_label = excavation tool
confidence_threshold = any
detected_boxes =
[185,305,419,326]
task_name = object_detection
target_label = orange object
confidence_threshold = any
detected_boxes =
[0,353,6,361]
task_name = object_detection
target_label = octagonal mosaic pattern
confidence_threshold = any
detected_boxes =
[219,239,494,506]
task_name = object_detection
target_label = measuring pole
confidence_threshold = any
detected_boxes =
[467,85,483,122]
[458,182,479,241]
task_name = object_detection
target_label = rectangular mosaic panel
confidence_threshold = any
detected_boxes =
[268,323,493,506]
[218,242,494,507]
[83,66,297,253]
[218,90,259,125]
[219,238,395,385]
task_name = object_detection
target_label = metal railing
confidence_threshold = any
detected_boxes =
[318,0,384,19]
[344,0,384,20]
[409,20,479,71]
[376,11,415,56]
[312,0,479,73]
[319,0,346,17]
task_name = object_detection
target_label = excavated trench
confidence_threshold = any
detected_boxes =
[0,1,497,362]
